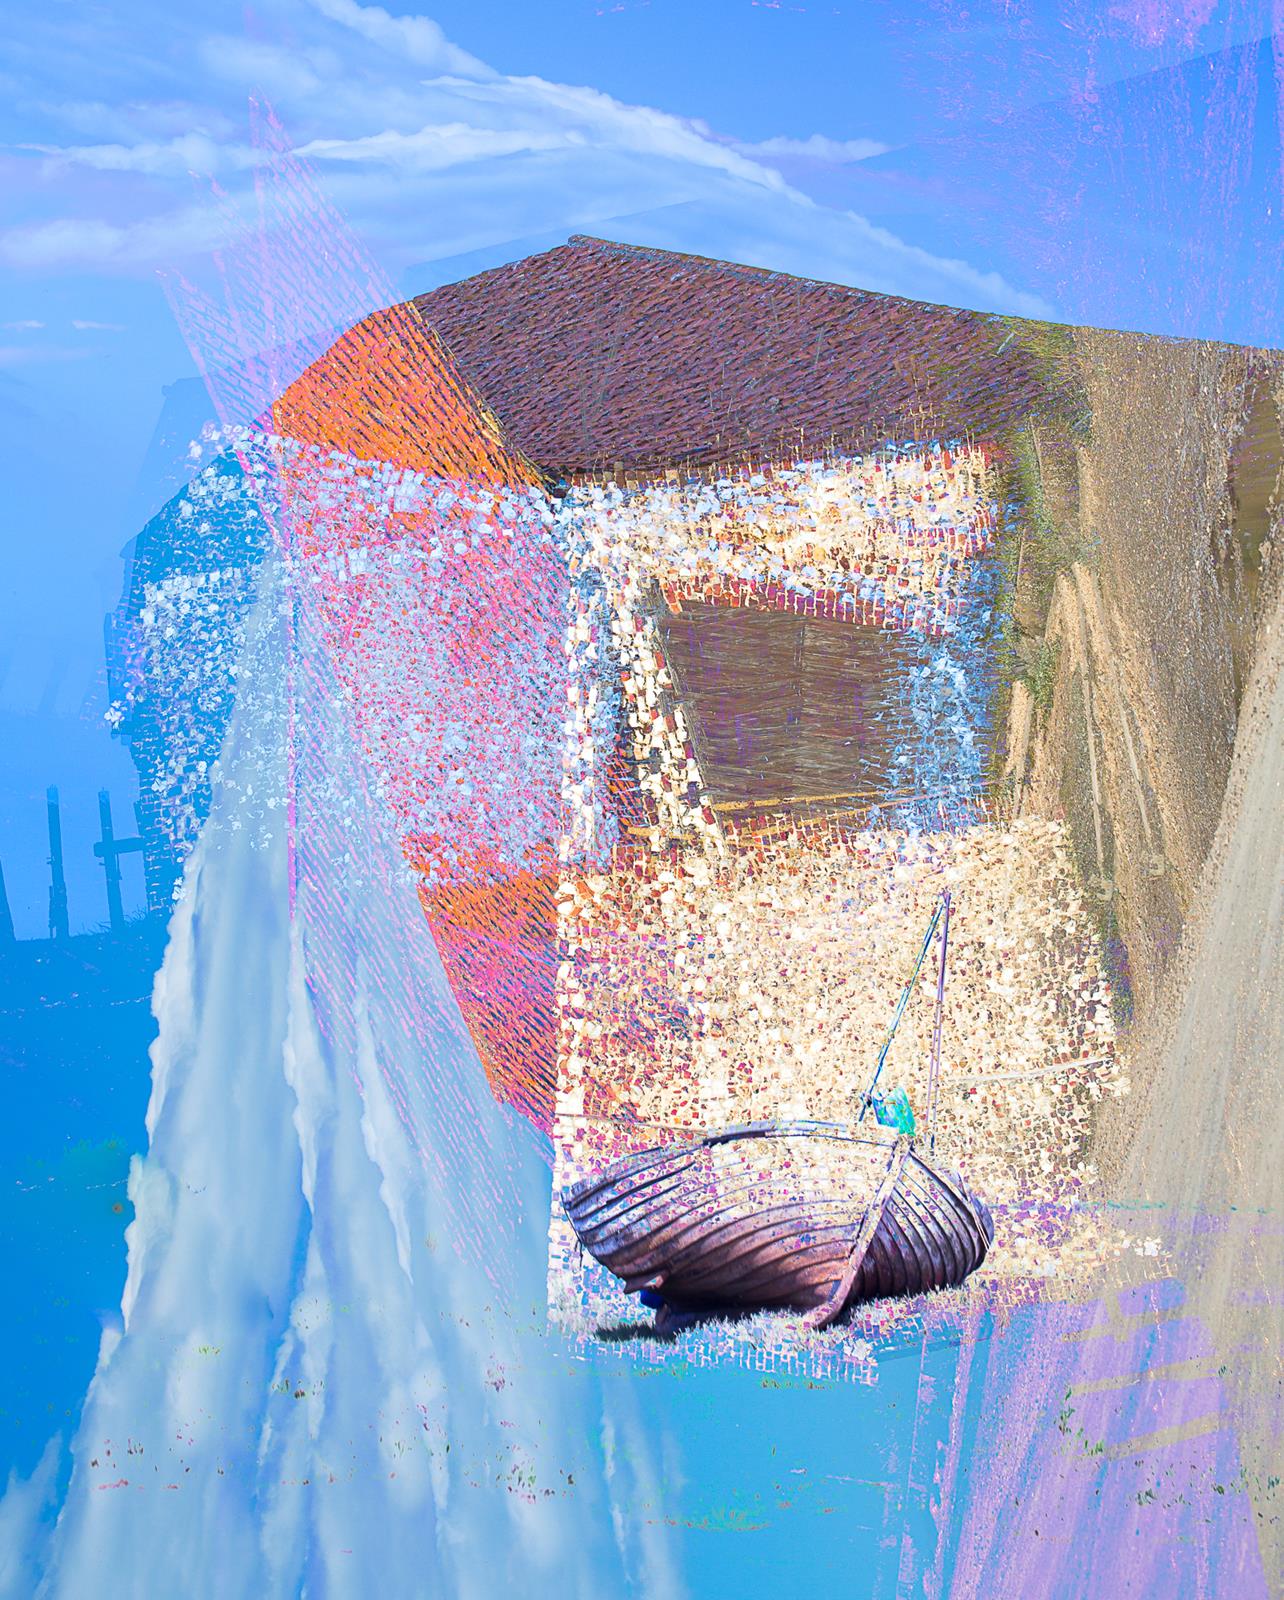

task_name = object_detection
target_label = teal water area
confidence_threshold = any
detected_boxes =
[575,1328,961,1593]
[0,921,164,1485]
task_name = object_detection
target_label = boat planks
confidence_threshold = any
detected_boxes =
[562,1121,994,1326]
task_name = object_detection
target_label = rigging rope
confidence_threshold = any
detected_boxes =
[857,892,946,1123]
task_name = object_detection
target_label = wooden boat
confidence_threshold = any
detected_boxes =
[562,891,996,1329]
[562,1119,993,1329]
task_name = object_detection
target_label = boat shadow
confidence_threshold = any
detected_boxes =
[594,1321,679,1345]
[594,1305,765,1343]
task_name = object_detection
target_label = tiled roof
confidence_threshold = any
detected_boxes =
[411,236,1054,476]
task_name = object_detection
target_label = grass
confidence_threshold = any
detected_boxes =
[1007,421,1097,606]
[1000,317,1093,445]
[954,319,1097,803]
[995,317,1096,616]
[1096,895,1135,1032]
[982,424,1076,785]
[1022,638,1062,719]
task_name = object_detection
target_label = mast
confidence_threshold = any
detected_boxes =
[858,893,945,1123]
[926,888,951,1155]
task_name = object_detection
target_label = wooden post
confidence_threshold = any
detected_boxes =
[46,786,69,941]
[96,789,125,932]
[93,792,146,931]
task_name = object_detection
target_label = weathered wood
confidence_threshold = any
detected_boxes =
[802,1136,911,1330]
[562,1121,993,1321]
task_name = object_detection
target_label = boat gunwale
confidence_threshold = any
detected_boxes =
[571,1138,887,1239]
[560,1118,901,1209]
[568,1135,893,1267]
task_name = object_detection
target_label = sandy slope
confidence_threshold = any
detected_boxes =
[940,477,1283,1600]
[1109,580,1284,1589]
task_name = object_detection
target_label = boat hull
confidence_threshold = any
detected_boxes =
[562,1121,994,1318]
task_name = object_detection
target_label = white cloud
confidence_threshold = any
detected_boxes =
[198,35,327,100]
[22,132,255,176]
[839,207,1055,317]
[72,318,126,331]
[441,74,804,201]
[740,132,892,163]
[1,318,44,330]
[308,0,493,79]
[36,99,239,143]
[0,4,1054,320]
[0,205,229,270]
[296,121,573,172]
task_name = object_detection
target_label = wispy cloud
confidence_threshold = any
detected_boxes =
[435,74,805,200]
[0,205,230,270]
[0,0,1053,322]
[296,122,573,172]
[21,132,255,176]
[34,99,239,143]
[198,35,328,100]
[585,191,1056,320]
[2,318,45,330]
[307,0,492,79]
[739,132,892,163]
[72,318,126,331]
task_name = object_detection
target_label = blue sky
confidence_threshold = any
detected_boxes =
[2,0,1281,934]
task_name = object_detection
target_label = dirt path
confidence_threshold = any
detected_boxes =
[1100,579,1284,1588]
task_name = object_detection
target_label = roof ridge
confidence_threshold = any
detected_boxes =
[564,233,863,294]
[563,234,1002,320]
